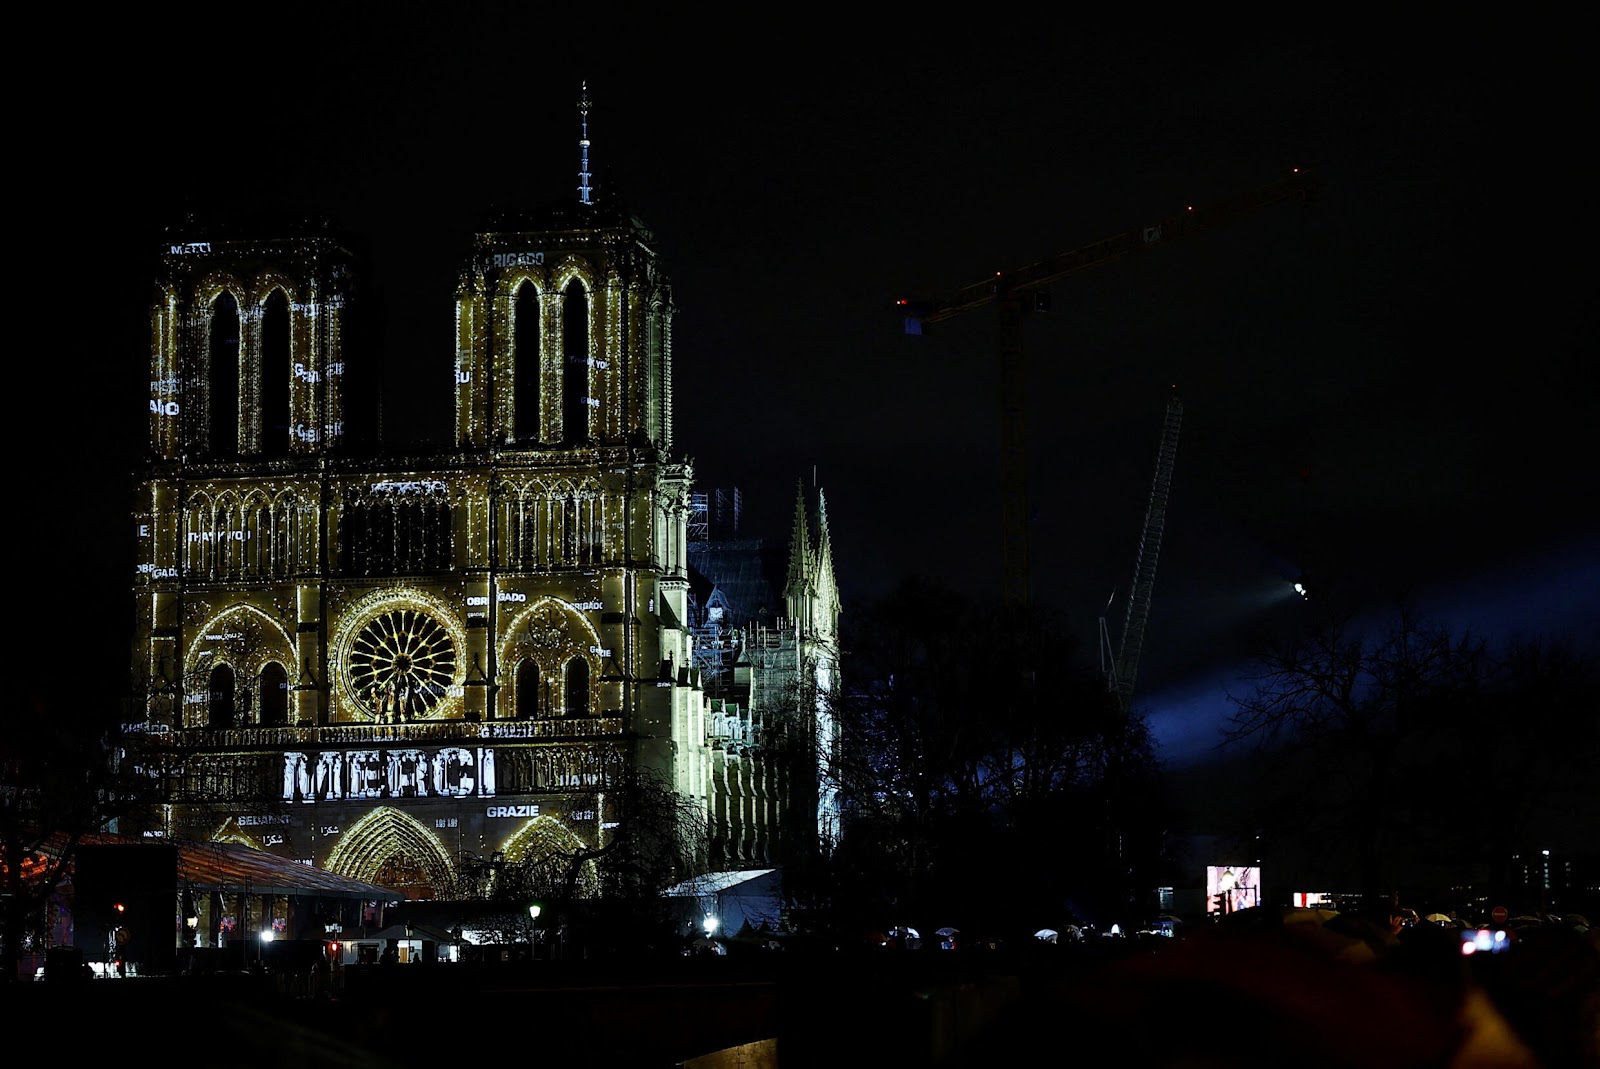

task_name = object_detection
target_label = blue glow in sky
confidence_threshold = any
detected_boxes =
[1142,533,1600,769]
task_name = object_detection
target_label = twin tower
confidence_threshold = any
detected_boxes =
[131,188,838,897]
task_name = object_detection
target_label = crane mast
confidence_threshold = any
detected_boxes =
[1104,389,1182,714]
[901,168,1315,606]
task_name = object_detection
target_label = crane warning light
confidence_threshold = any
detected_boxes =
[112,902,126,914]
[899,298,934,336]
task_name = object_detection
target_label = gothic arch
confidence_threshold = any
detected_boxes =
[184,604,296,673]
[511,277,542,442]
[205,288,242,457]
[498,598,604,718]
[182,604,296,728]
[546,257,598,297]
[249,270,300,309]
[324,806,454,896]
[207,818,266,850]
[258,285,293,457]
[499,815,600,898]
[561,276,590,442]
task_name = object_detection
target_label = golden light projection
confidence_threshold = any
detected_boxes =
[345,608,458,721]
[131,173,837,908]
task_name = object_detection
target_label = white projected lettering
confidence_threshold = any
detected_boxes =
[486,804,540,818]
[465,591,527,606]
[490,252,544,268]
[455,369,471,384]
[169,242,212,255]
[370,480,446,494]
[189,530,251,543]
[290,298,343,313]
[150,399,180,416]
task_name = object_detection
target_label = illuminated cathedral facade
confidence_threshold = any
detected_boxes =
[127,186,840,904]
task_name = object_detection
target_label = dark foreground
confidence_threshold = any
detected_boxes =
[10,922,1598,1068]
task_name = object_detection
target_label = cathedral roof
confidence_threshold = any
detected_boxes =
[478,187,652,241]
[687,539,781,627]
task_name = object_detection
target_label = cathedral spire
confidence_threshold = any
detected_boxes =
[785,480,813,618]
[786,481,811,586]
[577,81,593,205]
[813,488,841,640]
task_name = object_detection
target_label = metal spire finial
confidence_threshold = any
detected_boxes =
[577,81,593,205]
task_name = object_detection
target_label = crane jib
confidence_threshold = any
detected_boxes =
[915,169,1317,325]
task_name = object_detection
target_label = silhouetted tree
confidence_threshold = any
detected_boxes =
[1223,608,1598,914]
[790,576,1169,941]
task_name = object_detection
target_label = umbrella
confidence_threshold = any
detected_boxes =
[887,925,921,949]
[1033,929,1058,943]
[934,926,959,949]
[1424,913,1453,924]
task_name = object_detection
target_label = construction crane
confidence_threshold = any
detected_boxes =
[1100,388,1182,715]
[900,168,1316,606]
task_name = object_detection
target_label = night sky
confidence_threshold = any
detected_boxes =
[38,18,1596,767]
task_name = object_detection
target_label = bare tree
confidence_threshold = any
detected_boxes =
[1223,607,1598,912]
[783,576,1168,939]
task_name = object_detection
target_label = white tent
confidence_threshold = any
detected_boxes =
[662,869,784,936]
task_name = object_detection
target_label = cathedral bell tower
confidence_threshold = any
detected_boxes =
[149,225,361,462]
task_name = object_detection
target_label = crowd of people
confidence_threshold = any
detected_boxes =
[1038,900,1599,1068]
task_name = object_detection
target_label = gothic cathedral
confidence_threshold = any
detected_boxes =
[129,136,840,903]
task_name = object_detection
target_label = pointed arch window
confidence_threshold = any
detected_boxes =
[515,658,543,719]
[207,664,236,728]
[514,280,541,441]
[262,289,291,456]
[563,657,589,718]
[561,279,589,443]
[208,292,240,457]
[259,661,289,726]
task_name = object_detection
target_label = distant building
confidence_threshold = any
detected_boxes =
[124,123,839,915]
